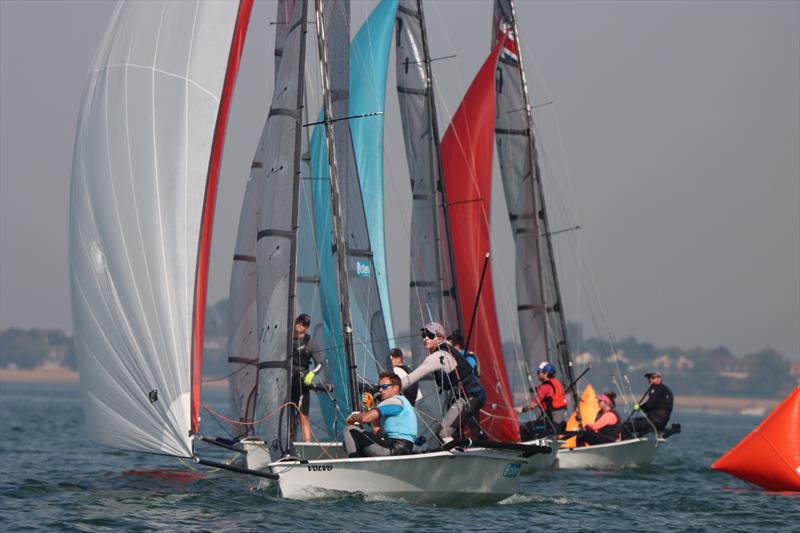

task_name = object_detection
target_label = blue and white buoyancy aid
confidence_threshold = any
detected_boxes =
[377,395,417,443]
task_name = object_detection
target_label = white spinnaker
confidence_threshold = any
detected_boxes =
[69,0,240,457]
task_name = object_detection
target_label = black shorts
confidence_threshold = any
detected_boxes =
[291,379,311,416]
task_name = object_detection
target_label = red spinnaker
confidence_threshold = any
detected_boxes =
[712,386,800,491]
[440,37,520,442]
[192,0,254,435]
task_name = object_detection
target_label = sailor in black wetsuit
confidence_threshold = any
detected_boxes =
[625,371,674,436]
[290,313,322,442]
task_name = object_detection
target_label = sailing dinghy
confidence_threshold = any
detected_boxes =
[71,0,529,504]
[242,0,530,502]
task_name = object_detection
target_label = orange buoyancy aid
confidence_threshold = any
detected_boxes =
[546,378,567,410]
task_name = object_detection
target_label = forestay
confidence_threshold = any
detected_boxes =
[69,0,250,457]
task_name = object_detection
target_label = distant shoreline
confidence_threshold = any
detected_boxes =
[0,367,784,412]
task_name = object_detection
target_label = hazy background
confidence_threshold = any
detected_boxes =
[1,0,798,359]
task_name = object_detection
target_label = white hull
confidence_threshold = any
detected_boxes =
[250,447,524,504]
[556,437,663,469]
[520,438,559,474]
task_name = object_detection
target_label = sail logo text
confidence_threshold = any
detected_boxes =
[355,261,371,277]
[307,465,333,472]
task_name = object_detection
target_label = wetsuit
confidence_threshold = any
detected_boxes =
[625,383,674,436]
[290,333,320,416]
[343,395,417,457]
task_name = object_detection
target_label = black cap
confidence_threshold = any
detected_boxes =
[296,313,311,327]
[644,371,662,378]
[390,348,404,359]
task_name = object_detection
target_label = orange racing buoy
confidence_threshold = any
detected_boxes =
[712,386,800,491]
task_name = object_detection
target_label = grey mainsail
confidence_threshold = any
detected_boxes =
[253,0,308,458]
[227,0,297,437]
[492,0,576,401]
[394,0,461,437]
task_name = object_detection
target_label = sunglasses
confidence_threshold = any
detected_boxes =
[378,383,393,390]
[421,330,436,340]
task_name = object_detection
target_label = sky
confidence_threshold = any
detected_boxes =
[0,0,798,359]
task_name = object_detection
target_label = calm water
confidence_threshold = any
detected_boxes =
[1,382,796,532]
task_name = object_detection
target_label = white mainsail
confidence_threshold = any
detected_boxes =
[69,0,248,457]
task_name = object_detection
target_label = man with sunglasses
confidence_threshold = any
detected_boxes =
[343,372,418,457]
[398,322,486,446]
[625,371,674,437]
[291,313,322,442]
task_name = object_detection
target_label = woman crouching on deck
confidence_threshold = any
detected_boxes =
[577,392,622,446]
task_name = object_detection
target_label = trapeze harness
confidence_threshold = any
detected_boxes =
[432,343,486,408]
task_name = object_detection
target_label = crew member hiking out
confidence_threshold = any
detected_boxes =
[516,361,568,439]
[290,313,322,443]
[625,371,675,437]
[577,392,622,446]
[398,322,486,446]
[343,372,418,457]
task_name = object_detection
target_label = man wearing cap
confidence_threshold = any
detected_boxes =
[397,322,486,445]
[626,371,674,436]
[389,348,421,406]
[515,361,568,439]
[291,313,322,442]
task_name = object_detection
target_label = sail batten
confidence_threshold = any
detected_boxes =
[252,0,309,458]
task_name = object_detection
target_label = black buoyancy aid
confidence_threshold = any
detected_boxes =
[544,378,567,411]
[292,333,311,377]
[596,409,622,441]
[432,343,484,398]
[399,364,420,406]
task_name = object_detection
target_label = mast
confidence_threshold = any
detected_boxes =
[314,0,359,413]
[422,0,464,335]
[493,0,577,408]
[509,0,575,400]
[396,0,463,350]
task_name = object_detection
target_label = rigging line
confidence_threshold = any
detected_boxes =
[303,110,384,127]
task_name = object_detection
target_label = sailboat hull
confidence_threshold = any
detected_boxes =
[256,450,524,504]
[520,438,559,474]
[556,437,662,469]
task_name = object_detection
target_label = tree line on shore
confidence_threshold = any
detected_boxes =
[1,299,796,398]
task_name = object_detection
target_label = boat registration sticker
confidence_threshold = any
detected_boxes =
[502,463,521,478]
